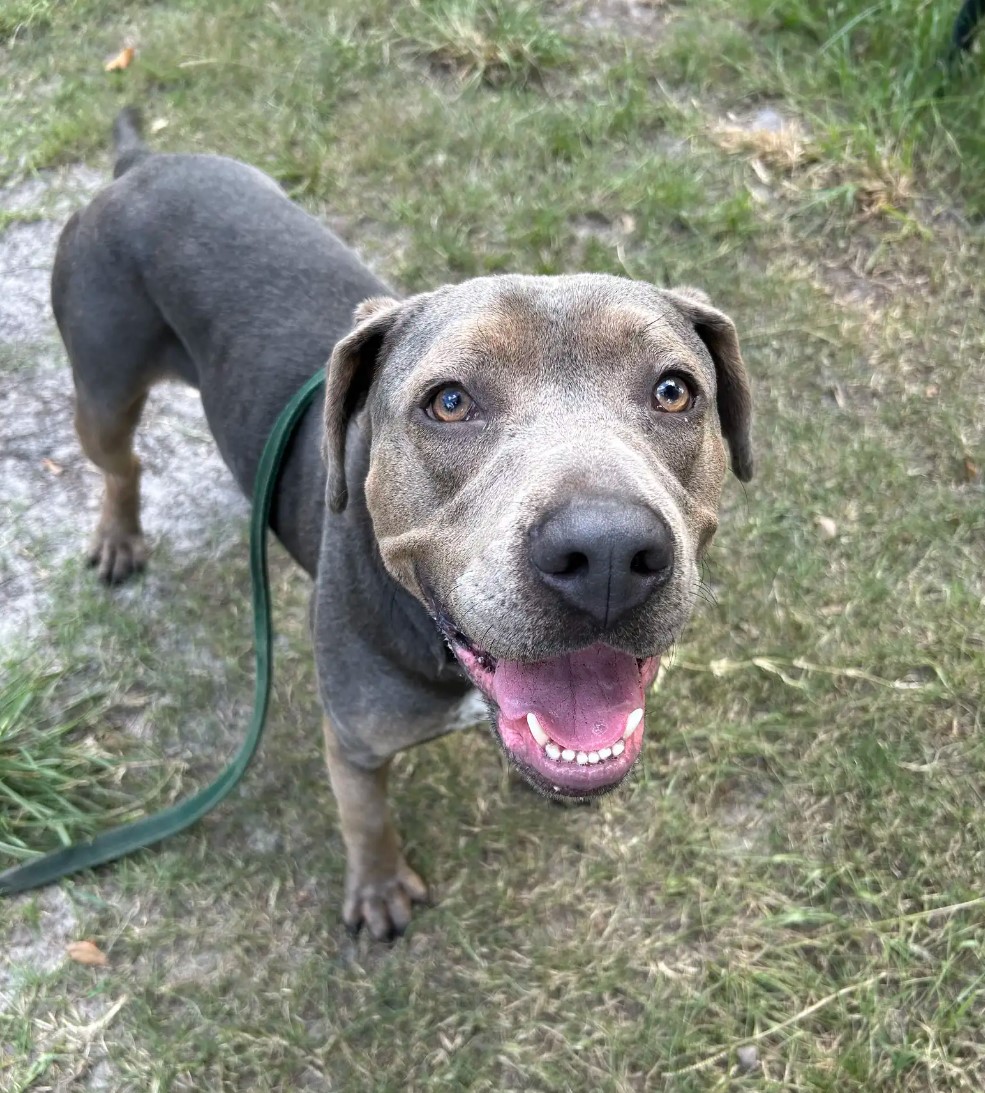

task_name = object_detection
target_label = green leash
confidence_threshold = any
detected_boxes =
[0,370,325,897]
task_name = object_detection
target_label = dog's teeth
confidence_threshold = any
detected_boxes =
[545,742,561,760]
[587,751,600,764]
[612,740,625,757]
[561,749,575,762]
[623,707,644,739]
[576,751,589,765]
[598,747,612,760]
[527,713,550,747]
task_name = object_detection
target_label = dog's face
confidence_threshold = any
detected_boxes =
[324,274,752,798]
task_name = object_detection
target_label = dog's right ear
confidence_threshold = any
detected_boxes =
[324,296,404,513]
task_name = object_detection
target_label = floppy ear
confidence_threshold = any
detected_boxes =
[324,296,404,513]
[665,286,754,481]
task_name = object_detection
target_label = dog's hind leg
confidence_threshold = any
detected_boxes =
[70,335,197,584]
[73,385,150,584]
[69,332,196,584]
[54,205,199,584]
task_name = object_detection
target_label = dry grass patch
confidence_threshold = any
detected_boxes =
[712,111,815,174]
[710,111,917,225]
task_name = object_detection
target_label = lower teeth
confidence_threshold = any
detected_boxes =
[544,740,626,763]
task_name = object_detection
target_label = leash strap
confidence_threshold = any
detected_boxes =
[0,370,325,896]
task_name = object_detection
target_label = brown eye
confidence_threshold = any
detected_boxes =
[427,385,476,423]
[653,374,694,413]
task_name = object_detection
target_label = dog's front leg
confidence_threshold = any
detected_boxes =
[321,718,428,939]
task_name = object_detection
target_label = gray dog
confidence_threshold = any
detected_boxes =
[52,110,752,939]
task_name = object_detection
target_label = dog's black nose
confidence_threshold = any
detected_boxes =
[529,499,674,627]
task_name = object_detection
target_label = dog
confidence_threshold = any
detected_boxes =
[51,109,753,939]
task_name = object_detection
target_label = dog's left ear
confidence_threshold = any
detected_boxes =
[324,296,405,513]
[665,287,754,481]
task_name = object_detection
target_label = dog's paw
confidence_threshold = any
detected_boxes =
[343,855,428,941]
[87,527,148,585]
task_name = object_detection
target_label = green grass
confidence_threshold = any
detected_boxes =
[660,0,985,213]
[0,665,117,857]
[0,661,185,859]
[398,0,572,87]
[0,0,56,44]
[2,0,985,1089]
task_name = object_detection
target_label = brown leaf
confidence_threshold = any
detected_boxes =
[41,457,64,476]
[962,455,979,483]
[104,46,135,73]
[66,939,108,966]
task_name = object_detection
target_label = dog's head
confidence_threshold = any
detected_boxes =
[324,274,752,797]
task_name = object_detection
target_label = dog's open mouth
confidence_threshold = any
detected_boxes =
[436,615,660,796]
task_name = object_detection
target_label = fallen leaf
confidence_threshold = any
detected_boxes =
[40,457,64,476]
[66,939,108,966]
[962,455,979,483]
[815,516,838,540]
[104,46,135,73]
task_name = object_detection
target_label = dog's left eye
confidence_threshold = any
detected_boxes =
[426,385,477,423]
[652,374,694,413]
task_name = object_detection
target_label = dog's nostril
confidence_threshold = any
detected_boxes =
[558,551,589,576]
[631,548,668,576]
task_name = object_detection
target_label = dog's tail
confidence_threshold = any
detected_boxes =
[112,107,150,179]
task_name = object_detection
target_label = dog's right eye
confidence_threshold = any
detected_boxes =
[652,374,694,413]
[426,385,478,423]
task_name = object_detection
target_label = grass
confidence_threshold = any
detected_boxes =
[1,0,984,1089]
[0,660,116,856]
[0,1,56,44]
[0,664,138,859]
[398,0,572,86]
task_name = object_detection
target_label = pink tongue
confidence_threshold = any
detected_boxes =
[491,644,645,749]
